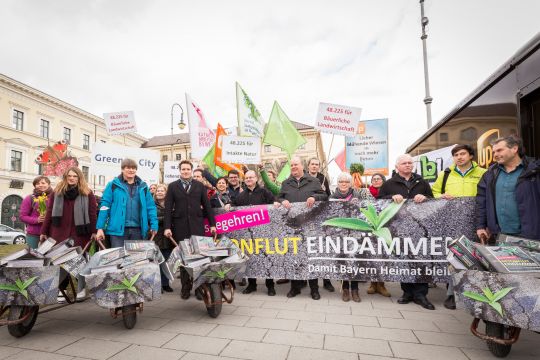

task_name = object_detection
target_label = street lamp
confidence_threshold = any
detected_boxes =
[170,103,185,159]
[420,0,433,129]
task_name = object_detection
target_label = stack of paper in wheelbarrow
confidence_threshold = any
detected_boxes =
[447,235,486,270]
[496,234,540,264]
[89,241,164,274]
[473,243,540,275]
[0,246,49,268]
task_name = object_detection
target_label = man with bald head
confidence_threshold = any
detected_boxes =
[278,157,328,300]
[378,154,435,310]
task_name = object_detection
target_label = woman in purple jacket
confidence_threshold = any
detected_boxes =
[19,176,52,249]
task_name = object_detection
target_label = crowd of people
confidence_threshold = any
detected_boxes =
[17,135,540,310]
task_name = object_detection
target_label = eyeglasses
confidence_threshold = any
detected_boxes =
[372,178,382,181]
[338,181,350,183]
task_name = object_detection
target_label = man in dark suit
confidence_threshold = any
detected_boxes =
[164,160,216,299]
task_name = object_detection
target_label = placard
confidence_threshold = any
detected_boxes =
[315,102,362,136]
[412,144,456,182]
[103,111,137,135]
[346,118,389,175]
[163,161,180,184]
[221,135,261,164]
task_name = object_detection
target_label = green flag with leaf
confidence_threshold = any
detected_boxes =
[263,101,306,158]
[202,144,227,177]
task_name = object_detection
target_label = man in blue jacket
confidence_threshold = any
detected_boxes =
[96,158,158,247]
[476,135,540,242]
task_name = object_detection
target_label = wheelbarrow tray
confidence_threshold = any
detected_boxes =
[0,266,60,306]
[453,269,540,331]
[190,260,247,289]
[83,262,161,308]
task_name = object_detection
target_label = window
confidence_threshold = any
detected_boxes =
[264,145,271,153]
[298,143,306,150]
[175,153,182,161]
[83,134,90,150]
[162,155,168,161]
[38,163,45,175]
[12,110,24,131]
[189,152,192,159]
[82,166,89,181]
[439,132,448,142]
[99,175,106,186]
[63,127,71,144]
[10,150,22,172]
[460,127,477,141]
[40,119,49,138]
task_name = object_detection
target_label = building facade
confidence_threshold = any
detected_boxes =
[0,73,145,229]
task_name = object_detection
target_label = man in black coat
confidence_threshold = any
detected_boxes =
[164,160,216,299]
[226,170,280,296]
[378,154,435,310]
[278,157,328,300]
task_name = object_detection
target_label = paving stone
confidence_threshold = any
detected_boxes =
[263,329,324,348]
[378,317,439,331]
[8,330,81,352]
[327,299,373,308]
[433,320,471,335]
[353,325,418,342]
[32,319,89,335]
[220,340,290,360]
[287,346,358,360]
[154,309,205,322]
[113,328,177,347]
[0,346,22,359]
[163,333,230,355]
[108,344,185,360]
[390,342,468,360]
[245,316,298,330]
[70,323,125,340]
[199,314,250,326]
[248,293,289,302]
[55,338,130,360]
[400,310,461,322]
[160,319,217,335]
[232,306,279,318]
[286,297,330,305]
[208,325,268,342]
[219,305,238,315]
[325,334,393,356]
[261,301,306,311]
[325,313,379,327]
[297,320,354,336]
[3,349,71,360]
[181,354,240,360]
[306,304,351,314]
[460,347,538,360]
[0,332,15,346]
[277,309,326,322]
[359,356,407,360]
[413,330,493,350]
[229,299,264,308]
[119,315,171,331]
[352,307,403,319]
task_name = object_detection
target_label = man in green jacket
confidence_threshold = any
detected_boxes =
[432,144,486,309]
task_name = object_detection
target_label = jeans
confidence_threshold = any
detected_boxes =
[247,278,275,289]
[160,248,172,287]
[26,234,40,249]
[342,281,358,290]
[109,227,142,248]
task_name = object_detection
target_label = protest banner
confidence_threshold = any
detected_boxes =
[163,161,180,184]
[412,144,456,182]
[103,111,137,135]
[315,102,362,136]
[236,82,264,137]
[91,142,160,184]
[186,94,215,159]
[346,118,389,175]
[221,135,261,164]
[210,198,476,282]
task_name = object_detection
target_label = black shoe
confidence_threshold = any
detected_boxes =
[311,289,321,300]
[414,297,435,310]
[267,287,276,296]
[397,294,413,304]
[323,280,335,292]
[287,288,301,298]
[239,279,247,286]
[162,285,174,293]
[242,286,257,294]
[444,295,456,310]
[180,289,191,300]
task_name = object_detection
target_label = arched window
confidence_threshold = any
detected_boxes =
[2,195,24,230]
[460,127,478,141]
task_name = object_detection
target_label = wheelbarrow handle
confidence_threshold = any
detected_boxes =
[82,238,106,252]
[167,236,179,248]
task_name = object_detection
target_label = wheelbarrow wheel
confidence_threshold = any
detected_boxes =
[122,304,137,329]
[206,283,222,318]
[8,305,39,338]
[486,321,512,358]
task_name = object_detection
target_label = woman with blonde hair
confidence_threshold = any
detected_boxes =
[40,167,97,248]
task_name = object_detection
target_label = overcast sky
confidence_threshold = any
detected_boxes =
[2,0,539,178]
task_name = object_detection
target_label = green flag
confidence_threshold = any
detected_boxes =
[263,101,306,158]
[202,144,228,177]
[276,161,291,183]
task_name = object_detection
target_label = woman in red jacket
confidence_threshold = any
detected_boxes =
[40,167,97,248]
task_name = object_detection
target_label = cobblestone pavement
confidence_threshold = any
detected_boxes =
[0,281,537,360]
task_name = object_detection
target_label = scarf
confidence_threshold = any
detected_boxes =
[52,186,91,235]
[33,187,52,197]
[369,185,379,198]
[332,188,354,201]
[216,191,232,207]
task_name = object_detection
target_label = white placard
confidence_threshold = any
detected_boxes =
[412,144,457,183]
[221,136,261,164]
[103,111,137,135]
[163,161,181,184]
[91,143,160,184]
[315,102,362,136]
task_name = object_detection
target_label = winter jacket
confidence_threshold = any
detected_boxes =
[19,195,43,235]
[378,172,434,200]
[278,175,328,203]
[260,169,281,196]
[96,175,158,237]
[476,158,540,239]
[432,162,486,197]
[153,201,170,250]
[311,172,331,197]
[233,184,275,206]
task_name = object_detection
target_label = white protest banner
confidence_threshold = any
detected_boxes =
[412,144,457,182]
[221,135,261,164]
[91,142,160,184]
[163,161,180,184]
[103,111,137,135]
[186,94,215,159]
[315,102,362,136]
[346,119,389,175]
[236,82,264,137]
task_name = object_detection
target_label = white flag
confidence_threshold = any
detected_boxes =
[185,94,215,159]
[236,82,264,137]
